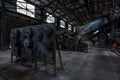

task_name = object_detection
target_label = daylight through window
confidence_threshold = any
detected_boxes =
[17,0,35,18]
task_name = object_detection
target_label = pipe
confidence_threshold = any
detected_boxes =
[78,18,108,35]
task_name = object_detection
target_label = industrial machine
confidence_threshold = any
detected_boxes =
[10,24,63,75]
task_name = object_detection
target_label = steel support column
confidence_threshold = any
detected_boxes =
[0,0,6,49]
[56,18,60,30]
[40,9,47,24]
[98,29,102,45]
[65,22,68,30]
[71,26,74,32]
[75,27,78,51]
[110,0,116,42]
[98,34,100,44]
[111,20,116,41]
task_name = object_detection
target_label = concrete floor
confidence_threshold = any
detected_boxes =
[0,47,120,80]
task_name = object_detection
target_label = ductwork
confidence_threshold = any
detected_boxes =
[78,18,108,35]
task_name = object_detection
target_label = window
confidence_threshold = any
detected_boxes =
[73,27,76,32]
[17,0,35,18]
[17,0,26,15]
[26,3,35,17]
[46,13,55,23]
[68,24,72,30]
[60,20,65,28]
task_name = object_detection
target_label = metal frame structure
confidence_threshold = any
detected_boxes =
[0,0,115,49]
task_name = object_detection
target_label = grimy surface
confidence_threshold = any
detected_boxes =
[0,47,120,80]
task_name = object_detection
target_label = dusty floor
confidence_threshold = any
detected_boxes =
[0,47,120,80]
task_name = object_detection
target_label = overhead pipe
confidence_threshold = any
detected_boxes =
[78,18,108,36]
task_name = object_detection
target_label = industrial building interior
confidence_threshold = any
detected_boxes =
[0,0,120,80]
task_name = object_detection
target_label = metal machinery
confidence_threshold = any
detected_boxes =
[10,24,63,75]
[77,39,88,53]
[57,30,76,51]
